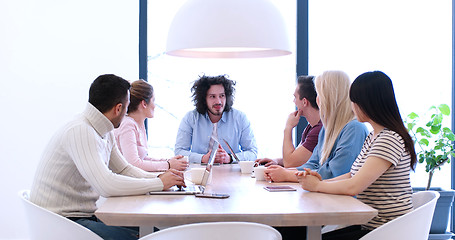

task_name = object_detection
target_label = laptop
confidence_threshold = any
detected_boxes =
[148,140,218,195]
[223,139,240,163]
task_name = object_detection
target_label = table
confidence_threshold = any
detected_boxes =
[95,164,377,240]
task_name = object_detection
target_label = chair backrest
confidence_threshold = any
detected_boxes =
[360,190,440,240]
[19,190,103,240]
[139,221,282,240]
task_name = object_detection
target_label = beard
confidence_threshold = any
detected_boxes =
[208,104,224,116]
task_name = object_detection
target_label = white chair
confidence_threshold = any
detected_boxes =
[19,190,103,240]
[360,190,440,240]
[138,221,282,240]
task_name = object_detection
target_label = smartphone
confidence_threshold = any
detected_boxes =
[264,186,296,192]
[195,193,230,199]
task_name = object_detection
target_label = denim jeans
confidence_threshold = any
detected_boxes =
[69,216,139,240]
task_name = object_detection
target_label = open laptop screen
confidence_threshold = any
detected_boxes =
[201,140,219,187]
[148,140,219,195]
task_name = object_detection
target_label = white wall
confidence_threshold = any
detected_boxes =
[0,1,139,238]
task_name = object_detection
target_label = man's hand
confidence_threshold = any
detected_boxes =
[285,110,303,130]
[158,169,185,190]
[168,155,189,171]
[201,150,212,164]
[215,145,230,164]
[255,158,279,167]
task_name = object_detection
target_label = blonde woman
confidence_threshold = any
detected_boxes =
[115,80,188,172]
[264,70,368,182]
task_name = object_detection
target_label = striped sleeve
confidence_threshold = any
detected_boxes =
[368,132,404,167]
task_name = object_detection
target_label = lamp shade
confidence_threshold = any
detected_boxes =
[166,0,291,58]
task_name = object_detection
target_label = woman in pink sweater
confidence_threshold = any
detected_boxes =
[115,80,188,172]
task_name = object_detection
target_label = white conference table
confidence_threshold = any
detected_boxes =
[95,164,377,240]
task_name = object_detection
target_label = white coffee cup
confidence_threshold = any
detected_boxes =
[239,161,255,174]
[254,166,267,181]
[185,167,205,185]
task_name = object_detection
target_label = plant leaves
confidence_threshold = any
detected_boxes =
[430,125,441,135]
[406,104,455,189]
[419,138,430,146]
[416,127,431,138]
[443,127,452,133]
[439,104,450,116]
[446,132,455,141]
[408,112,419,119]
[406,122,416,131]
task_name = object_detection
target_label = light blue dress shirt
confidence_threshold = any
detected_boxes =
[175,109,258,163]
[297,119,369,179]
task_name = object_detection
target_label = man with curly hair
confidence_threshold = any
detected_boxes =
[175,75,257,164]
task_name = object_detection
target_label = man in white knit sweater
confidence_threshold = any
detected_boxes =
[30,74,185,240]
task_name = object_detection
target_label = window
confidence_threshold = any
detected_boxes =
[147,1,297,159]
[308,0,452,189]
[146,1,452,189]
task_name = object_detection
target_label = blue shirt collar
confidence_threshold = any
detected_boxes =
[204,111,228,123]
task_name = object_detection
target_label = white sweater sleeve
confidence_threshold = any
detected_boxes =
[64,125,163,197]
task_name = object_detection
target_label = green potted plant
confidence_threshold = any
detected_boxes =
[405,104,455,237]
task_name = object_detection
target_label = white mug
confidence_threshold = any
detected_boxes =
[254,166,266,181]
[185,167,205,185]
[239,161,255,174]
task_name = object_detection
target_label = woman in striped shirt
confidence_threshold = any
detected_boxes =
[297,71,417,240]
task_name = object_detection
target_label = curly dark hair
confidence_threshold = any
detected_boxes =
[191,75,236,114]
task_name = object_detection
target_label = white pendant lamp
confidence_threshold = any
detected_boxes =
[166,0,291,58]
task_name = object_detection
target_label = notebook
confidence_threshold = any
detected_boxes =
[223,139,239,162]
[148,140,218,195]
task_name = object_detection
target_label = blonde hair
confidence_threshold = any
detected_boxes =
[315,71,355,165]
